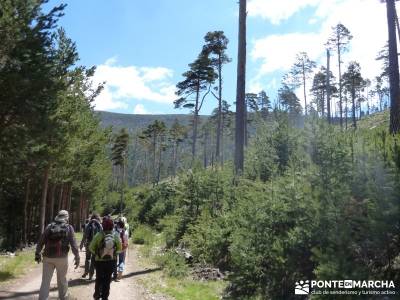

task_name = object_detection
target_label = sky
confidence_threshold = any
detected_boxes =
[47,0,389,115]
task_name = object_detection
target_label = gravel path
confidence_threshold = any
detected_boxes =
[0,245,167,300]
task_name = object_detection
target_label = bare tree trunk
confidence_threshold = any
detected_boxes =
[67,182,72,212]
[157,145,163,184]
[27,193,34,243]
[172,141,177,177]
[394,1,400,44]
[352,82,357,129]
[78,192,83,232]
[23,179,31,246]
[152,134,157,183]
[57,183,64,212]
[337,34,343,129]
[387,0,400,133]
[216,57,222,165]
[345,99,348,130]
[302,62,307,115]
[48,183,56,223]
[39,165,50,234]
[326,49,331,123]
[244,99,248,147]
[234,0,247,174]
[203,128,208,168]
[221,115,224,168]
[192,83,200,163]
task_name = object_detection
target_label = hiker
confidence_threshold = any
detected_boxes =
[89,216,122,300]
[35,210,80,300]
[113,218,129,281]
[79,218,90,250]
[81,213,102,280]
[121,216,130,238]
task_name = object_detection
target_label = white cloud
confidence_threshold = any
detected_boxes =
[248,0,321,24]
[250,0,387,90]
[252,32,324,75]
[92,59,176,111]
[133,104,148,114]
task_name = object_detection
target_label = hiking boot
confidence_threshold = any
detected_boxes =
[117,271,122,280]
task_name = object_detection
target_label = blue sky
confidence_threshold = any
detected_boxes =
[47,0,388,115]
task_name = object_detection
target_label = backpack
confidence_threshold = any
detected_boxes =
[45,222,69,257]
[98,233,115,260]
[86,220,102,242]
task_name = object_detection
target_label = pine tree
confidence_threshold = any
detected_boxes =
[289,52,316,115]
[174,53,216,162]
[310,67,337,117]
[342,61,364,129]
[202,31,231,166]
[327,23,353,128]
[112,128,129,212]
[278,84,302,115]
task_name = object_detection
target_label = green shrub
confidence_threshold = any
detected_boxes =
[155,250,189,278]
[132,224,154,245]
[159,214,182,248]
[183,211,230,268]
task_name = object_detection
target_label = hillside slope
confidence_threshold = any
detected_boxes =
[96,111,209,131]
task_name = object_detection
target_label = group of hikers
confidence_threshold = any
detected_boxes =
[35,209,130,300]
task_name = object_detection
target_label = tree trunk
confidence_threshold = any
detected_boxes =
[67,182,72,212]
[352,82,357,129]
[203,128,208,168]
[345,99,348,130]
[387,0,400,133]
[48,183,56,223]
[221,113,225,167]
[338,35,343,128]
[234,0,247,174]
[216,57,222,165]
[23,179,31,246]
[152,134,157,183]
[192,82,200,162]
[57,183,64,212]
[326,49,331,123]
[244,98,248,147]
[173,141,177,177]
[78,192,83,232]
[302,62,307,115]
[394,1,400,45]
[39,165,50,234]
[157,145,162,184]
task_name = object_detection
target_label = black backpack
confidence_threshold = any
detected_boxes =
[86,220,102,242]
[45,222,69,257]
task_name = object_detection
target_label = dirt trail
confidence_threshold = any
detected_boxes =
[0,245,166,300]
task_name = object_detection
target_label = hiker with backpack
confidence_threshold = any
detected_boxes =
[35,210,80,300]
[113,218,129,281]
[81,213,102,280]
[89,216,122,300]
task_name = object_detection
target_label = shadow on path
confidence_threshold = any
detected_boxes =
[0,267,161,299]
[121,267,161,279]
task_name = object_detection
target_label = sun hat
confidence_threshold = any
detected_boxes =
[55,210,69,223]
